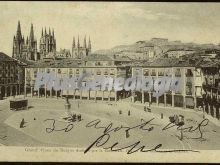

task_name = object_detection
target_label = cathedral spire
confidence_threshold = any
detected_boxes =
[29,23,34,42]
[17,21,21,34]
[45,27,47,35]
[72,36,75,48]
[52,29,54,38]
[41,28,43,37]
[88,36,91,49]
[49,27,51,35]
[84,35,87,48]
[16,21,22,40]
[26,36,29,45]
[77,35,80,48]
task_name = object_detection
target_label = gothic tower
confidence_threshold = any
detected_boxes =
[12,21,24,59]
[27,24,38,60]
[39,27,56,59]
[12,21,38,61]
[72,35,91,59]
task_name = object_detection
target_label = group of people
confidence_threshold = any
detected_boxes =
[118,110,131,116]
[169,114,185,126]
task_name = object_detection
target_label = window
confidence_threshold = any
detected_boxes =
[151,69,156,76]
[143,69,149,76]
[175,68,181,77]
[104,69,108,75]
[158,69,164,76]
[76,69,79,74]
[186,69,193,77]
[97,70,101,75]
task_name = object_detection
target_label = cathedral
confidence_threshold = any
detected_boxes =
[12,21,92,61]
[12,21,56,61]
[72,36,91,59]
[12,21,38,61]
[39,28,56,58]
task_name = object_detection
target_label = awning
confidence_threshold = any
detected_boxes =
[75,90,80,96]
[96,91,103,97]
[103,91,110,98]
[109,91,116,98]
[82,91,89,97]
[90,91,96,98]
[186,97,194,106]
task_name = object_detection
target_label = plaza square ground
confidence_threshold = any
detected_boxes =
[0,97,220,151]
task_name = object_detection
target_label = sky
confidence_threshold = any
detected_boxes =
[1,2,220,56]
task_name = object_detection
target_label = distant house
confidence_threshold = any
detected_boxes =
[164,49,195,58]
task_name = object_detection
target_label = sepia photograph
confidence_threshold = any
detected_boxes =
[0,1,220,163]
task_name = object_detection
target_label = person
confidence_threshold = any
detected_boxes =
[174,115,179,125]
[20,118,26,128]
[144,106,147,112]
[77,114,82,121]
[128,110,130,116]
[125,130,130,138]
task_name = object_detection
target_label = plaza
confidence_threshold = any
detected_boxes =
[0,96,220,151]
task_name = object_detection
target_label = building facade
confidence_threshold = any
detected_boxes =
[0,52,26,100]
[131,65,203,110]
[201,61,220,119]
[24,55,130,101]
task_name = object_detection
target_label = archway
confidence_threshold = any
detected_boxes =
[7,86,10,96]
[12,86,16,96]
[0,86,5,100]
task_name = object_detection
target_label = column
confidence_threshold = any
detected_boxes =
[164,93,167,107]
[31,86,33,97]
[45,85,47,98]
[183,96,186,109]
[5,86,7,97]
[142,91,144,104]
[156,96,159,106]
[149,92,152,106]
[10,86,12,96]
[213,106,217,118]
[18,84,21,95]
[102,91,104,101]
[24,85,26,98]
[131,92,134,103]
[171,68,174,107]
[156,68,159,106]
[87,90,90,100]
[80,91,82,100]
[172,93,174,107]
[115,92,117,102]
[38,88,40,98]
[50,89,52,98]
[24,68,26,97]
[95,91,97,102]
[194,96,197,109]
[108,92,110,101]
[15,85,18,96]
[208,104,211,115]
[183,68,186,109]
[0,87,1,99]
[72,90,75,100]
